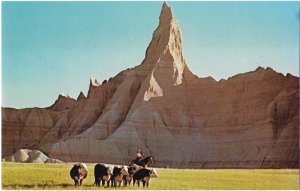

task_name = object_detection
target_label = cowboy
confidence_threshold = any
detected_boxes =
[136,149,145,164]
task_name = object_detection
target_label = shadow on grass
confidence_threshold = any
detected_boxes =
[2,183,137,190]
[3,183,73,189]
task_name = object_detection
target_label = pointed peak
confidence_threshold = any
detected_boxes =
[162,2,171,12]
[255,66,265,72]
[160,2,173,25]
[90,76,100,87]
[137,2,187,86]
[77,91,86,101]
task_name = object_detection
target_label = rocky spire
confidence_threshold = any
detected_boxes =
[142,2,183,63]
[87,76,100,97]
[90,76,100,87]
[77,91,86,101]
[159,2,173,26]
[140,2,187,101]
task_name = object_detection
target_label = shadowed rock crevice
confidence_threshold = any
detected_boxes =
[269,90,298,139]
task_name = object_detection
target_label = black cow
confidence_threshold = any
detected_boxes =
[133,168,154,188]
[94,164,112,187]
[70,163,88,187]
[110,166,128,187]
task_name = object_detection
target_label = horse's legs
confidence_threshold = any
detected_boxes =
[137,180,140,187]
[142,180,146,188]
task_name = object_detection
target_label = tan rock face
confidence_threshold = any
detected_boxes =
[2,3,299,168]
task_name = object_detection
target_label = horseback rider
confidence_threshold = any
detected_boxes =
[129,149,153,167]
[135,149,145,165]
[136,149,144,160]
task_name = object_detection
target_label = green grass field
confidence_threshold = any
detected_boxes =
[2,162,299,190]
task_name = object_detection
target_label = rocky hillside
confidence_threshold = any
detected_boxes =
[2,3,299,168]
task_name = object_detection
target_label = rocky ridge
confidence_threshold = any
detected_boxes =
[2,3,299,168]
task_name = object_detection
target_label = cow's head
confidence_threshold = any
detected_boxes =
[106,167,112,176]
[127,167,133,175]
[150,169,158,178]
[121,166,129,176]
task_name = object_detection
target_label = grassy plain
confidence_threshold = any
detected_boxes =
[2,162,299,190]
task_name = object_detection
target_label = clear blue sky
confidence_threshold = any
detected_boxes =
[2,2,299,109]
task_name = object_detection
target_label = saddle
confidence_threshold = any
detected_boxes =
[133,157,143,166]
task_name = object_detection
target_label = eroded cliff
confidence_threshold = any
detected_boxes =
[2,3,299,168]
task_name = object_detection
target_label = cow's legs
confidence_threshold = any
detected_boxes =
[75,177,80,187]
[95,178,100,186]
[110,178,114,187]
[74,179,77,187]
[79,179,83,186]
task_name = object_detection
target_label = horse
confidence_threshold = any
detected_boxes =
[130,156,154,168]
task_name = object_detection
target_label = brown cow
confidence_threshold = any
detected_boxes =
[110,166,128,187]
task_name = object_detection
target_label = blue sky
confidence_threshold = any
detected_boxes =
[2,2,299,109]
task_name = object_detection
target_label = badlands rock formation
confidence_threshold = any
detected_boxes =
[3,149,63,163]
[2,3,299,168]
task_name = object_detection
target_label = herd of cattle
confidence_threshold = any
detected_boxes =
[70,156,157,188]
